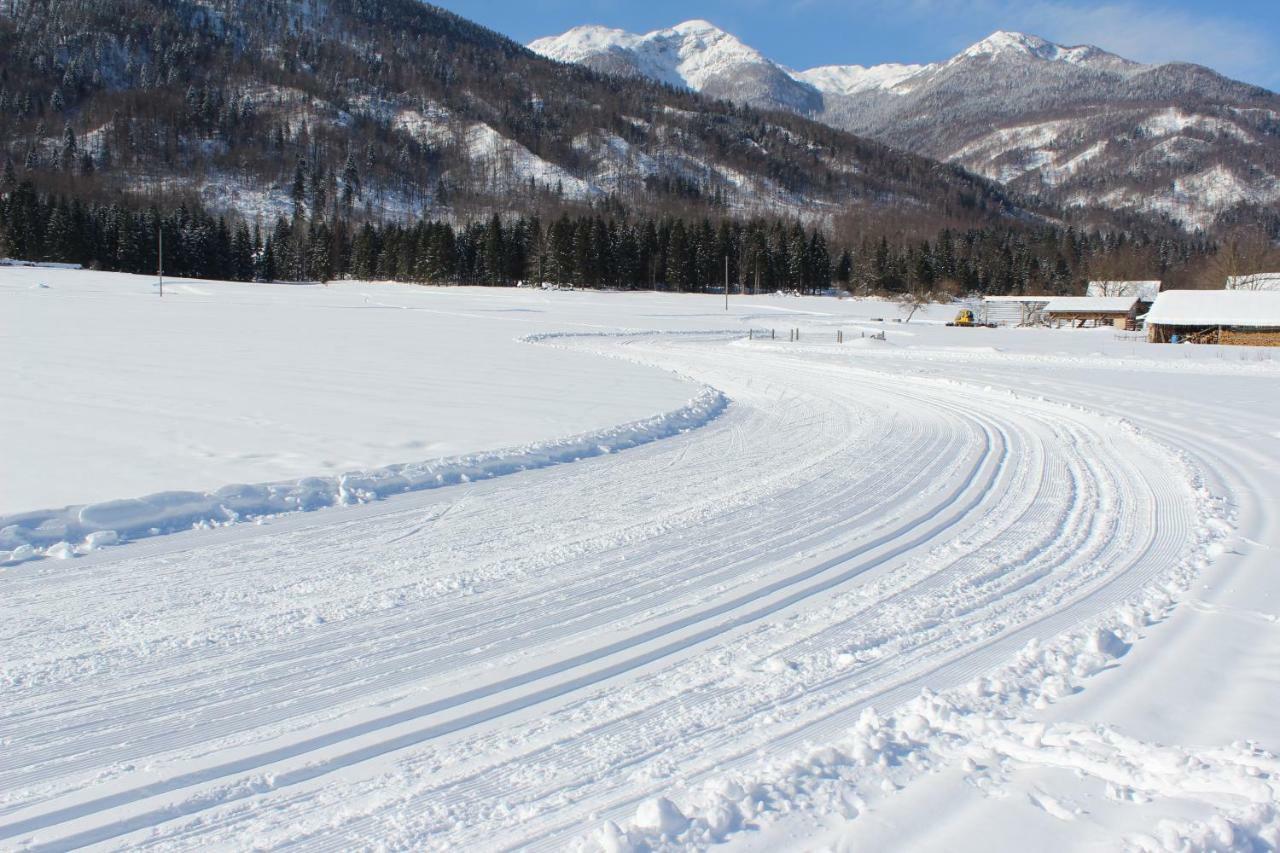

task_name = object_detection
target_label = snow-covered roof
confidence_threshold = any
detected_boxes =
[1146,290,1280,327]
[1044,296,1138,313]
[982,295,1053,303]
[1226,273,1280,292]
[1086,280,1161,301]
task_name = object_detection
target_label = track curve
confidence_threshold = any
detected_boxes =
[0,332,1205,851]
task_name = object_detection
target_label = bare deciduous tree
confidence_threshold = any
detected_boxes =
[895,288,935,323]
[1208,228,1280,289]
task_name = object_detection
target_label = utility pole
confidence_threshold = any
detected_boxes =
[724,255,729,311]
[157,221,164,298]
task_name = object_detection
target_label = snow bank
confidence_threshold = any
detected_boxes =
[0,386,727,562]
[0,258,83,269]
[4,273,721,515]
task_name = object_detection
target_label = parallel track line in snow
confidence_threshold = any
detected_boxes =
[0,333,1208,851]
[0,402,1004,848]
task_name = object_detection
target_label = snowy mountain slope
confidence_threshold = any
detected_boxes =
[3,274,1277,849]
[0,0,1040,229]
[533,23,1280,230]
[794,62,932,97]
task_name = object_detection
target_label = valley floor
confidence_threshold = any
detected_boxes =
[1,274,1277,850]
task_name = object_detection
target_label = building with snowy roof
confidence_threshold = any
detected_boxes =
[1146,290,1280,346]
[1086,280,1161,304]
[980,295,1051,327]
[1226,273,1280,292]
[1044,296,1140,328]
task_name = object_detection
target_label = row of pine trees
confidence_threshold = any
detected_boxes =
[0,177,1214,295]
[0,179,839,291]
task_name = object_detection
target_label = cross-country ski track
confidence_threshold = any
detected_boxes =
[1,319,1270,851]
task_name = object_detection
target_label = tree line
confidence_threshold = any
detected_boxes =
[0,180,833,290]
[1,179,1217,294]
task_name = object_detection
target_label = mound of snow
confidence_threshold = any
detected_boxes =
[634,797,689,836]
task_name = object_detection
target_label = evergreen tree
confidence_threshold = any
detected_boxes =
[340,153,360,215]
[291,159,307,218]
[59,125,77,174]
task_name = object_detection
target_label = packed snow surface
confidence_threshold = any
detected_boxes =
[2,271,1279,851]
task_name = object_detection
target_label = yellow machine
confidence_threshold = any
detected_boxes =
[948,309,978,327]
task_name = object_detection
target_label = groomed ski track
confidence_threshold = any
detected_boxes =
[0,330,1207,850]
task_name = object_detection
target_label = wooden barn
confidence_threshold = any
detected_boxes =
[1043,296,1140,329]
[1146,290,1280,346]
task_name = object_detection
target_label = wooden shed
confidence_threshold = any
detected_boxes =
[1043,296,1140,329]
[981,295,1051,327]
[1146,290,1280,346]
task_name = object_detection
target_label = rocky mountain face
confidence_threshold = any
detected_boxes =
[532,25,1280,231]
[0,0,1034,232]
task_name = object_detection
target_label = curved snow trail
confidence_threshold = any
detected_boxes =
[0,333,1205,851]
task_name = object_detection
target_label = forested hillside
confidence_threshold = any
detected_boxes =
[0,0,1035,227]
[1,174,1216,294]
[0,0,1222,290]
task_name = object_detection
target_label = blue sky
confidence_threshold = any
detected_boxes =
[437,0,1279,89]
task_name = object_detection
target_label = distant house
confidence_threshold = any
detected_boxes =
[1226,273,1280,292]
[1146,290,1280,346]
[1087,280,1161,305]
[981,295,1051,327]
[1044,296,1140,329]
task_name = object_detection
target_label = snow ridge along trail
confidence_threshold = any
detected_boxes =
[0,331,1206,850]
[0,377,727,558]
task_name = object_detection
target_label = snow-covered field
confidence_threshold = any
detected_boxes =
[0,270,704,516]
[2,270,1278,851]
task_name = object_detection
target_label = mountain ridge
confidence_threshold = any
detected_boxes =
[0,0,1062,236]
[531,21,1280,231]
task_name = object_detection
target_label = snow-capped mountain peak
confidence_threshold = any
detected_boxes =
[528,24,641,63]
[957,30,1139,71]
[669,19,723,37]
[961,30,1054,60]
[531,19,820,112]
[531,20,1280,231]
[531,19,768,91]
